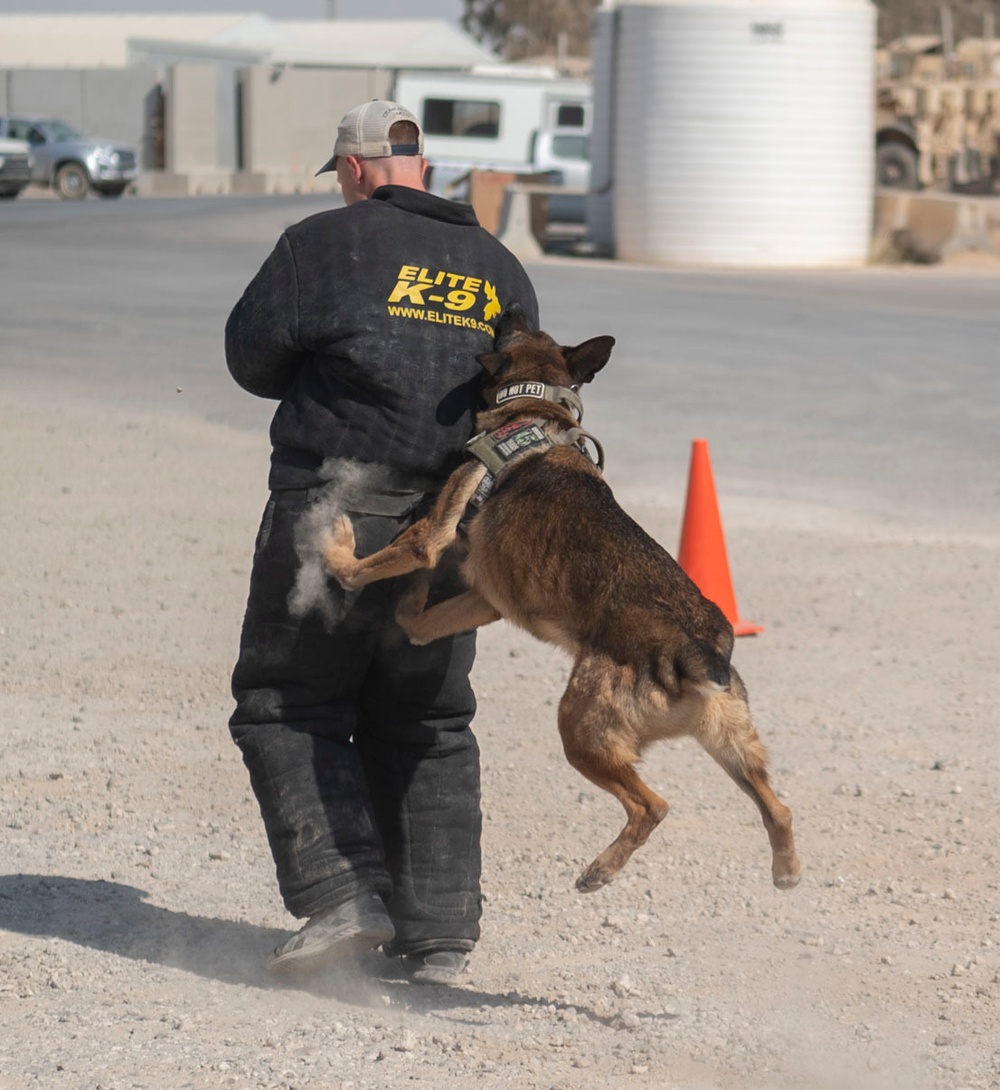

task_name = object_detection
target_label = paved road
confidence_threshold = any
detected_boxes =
[4,195,997,536]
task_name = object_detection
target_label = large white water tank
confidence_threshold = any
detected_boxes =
[599,0,876,267]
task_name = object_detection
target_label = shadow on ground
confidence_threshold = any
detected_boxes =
[0,873,644,1026]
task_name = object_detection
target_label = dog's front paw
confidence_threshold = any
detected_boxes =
[394,584,434,640]
[395,579,430,628]
[322,515,360,589]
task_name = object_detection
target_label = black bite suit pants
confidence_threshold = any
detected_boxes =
[230,487,482,955]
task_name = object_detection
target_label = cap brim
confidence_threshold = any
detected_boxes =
[315,154,337,177]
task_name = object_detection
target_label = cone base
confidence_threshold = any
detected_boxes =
[733,620,765,637]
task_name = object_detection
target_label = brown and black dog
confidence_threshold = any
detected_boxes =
[323,307,801,894]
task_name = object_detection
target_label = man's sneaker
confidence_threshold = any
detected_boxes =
[267,893,395,974]
[403,949,470,986]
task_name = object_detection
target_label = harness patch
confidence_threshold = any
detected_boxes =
[465,420,554,479]
[491,421,548,461]
[463,385,605,521]
[470,471,496,507]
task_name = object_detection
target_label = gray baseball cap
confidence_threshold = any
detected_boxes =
[316,99,423,175]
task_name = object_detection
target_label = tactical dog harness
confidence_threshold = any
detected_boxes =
[464,381,605,509]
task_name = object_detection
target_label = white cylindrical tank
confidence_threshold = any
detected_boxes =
[585,5,618,254]
[605,0,876,267]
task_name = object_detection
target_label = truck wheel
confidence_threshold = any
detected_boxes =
[55,162,90,200]
[876,144,919,190]
[96,184,128,199]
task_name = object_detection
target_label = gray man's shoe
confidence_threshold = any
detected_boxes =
[403,949,470,986]
[267,893,395,974]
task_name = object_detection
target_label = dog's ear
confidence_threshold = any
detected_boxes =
[495,303,533,339]
[562,336,615,384]
[476,351,512,379]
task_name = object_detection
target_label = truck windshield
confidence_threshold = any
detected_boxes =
[34,120,84,142]
[552,135,589,160]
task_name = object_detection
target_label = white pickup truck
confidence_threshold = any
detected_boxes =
[530,128,590,191]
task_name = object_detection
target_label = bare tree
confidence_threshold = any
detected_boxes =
[463,1,1000,59]
[462,0,601,60]
[874,0,1000,45]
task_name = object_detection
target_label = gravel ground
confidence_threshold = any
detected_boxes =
[2,376,997,1090]
[1,204,998,1090]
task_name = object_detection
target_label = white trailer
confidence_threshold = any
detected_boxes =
[392,68,592,195]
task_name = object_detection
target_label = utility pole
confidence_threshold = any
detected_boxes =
[985,6,997,79]
[940,4,954,58]
[325,0,337,18]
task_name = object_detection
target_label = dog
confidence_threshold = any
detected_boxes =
[322,307,801,894]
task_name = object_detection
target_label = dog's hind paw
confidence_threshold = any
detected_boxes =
[575,866,614,894]
[772,851,802,890]
[772,865,802,890]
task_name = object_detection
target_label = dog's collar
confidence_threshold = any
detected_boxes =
[491,381,584,422]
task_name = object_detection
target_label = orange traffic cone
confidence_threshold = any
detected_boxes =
[677,438,763,637]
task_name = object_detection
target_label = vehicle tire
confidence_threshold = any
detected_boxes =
[54,162,90,200]
[0,187,21,199]
[876,143,919,190]
[95,183,127,199]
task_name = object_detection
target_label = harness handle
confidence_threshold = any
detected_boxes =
[565,426,605,472]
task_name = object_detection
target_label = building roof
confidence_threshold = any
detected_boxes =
[884,35,944,56]
[262,20,496,68]
[0,13,497,70]
[0,14,252,67]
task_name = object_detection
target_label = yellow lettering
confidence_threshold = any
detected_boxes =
[445,289,476,313]
[388,280,427,305]
[463,277,482,294]
[417,268,435,284]
[398,265,419,281]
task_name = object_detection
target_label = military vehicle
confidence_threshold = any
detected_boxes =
[875,31,999,192]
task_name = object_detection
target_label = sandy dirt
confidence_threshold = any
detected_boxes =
[2,366,997,1090]
[2,193,999,1090]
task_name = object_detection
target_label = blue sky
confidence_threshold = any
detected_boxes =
[0,1,465,20]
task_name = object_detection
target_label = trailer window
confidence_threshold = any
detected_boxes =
[555,104,586,128]
[422,98,500,139]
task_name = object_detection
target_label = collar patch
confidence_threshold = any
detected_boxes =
[495,381,546,405]
[493,381,583,422]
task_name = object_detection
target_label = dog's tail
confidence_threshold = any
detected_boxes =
[656,640,732,695]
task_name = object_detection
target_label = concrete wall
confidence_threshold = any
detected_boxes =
[872,190,1000,262]
[0,62,392,194]
[164,63,230,194]
[238,65,390,191]
[0,67,159,165]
